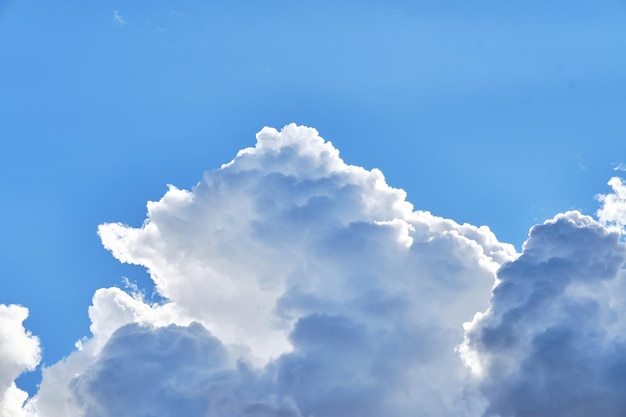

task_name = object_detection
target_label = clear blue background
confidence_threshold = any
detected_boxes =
[1,0,626,393]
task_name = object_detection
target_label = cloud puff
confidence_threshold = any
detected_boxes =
[27,287,196,417]
[26,124,518,416]
[0,305,40,417]
[72,322,228,417]
[71,321,303,417]
[460,211,626,417]
[597,177,626,232]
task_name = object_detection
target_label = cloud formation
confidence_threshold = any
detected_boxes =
[461,211,626,417]
[96,124,514,363]
[597,177,626,232]
[11,124,626,416]
[28,125,516,416]
[0,305,40,417]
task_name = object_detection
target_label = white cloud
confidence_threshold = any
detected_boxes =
[0,305,40,417]
[23,125,626,417]
[597,177,626,232]
[112,10,126,26]
[96,125,515,365]
[27,124,517,416]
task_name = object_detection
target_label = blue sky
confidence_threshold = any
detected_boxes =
[2,1,626,415]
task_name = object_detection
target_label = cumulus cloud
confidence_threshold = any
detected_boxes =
[27,287,197,417]
[460,211,626,417]
[597,177,626,232]
[96,124,514,364]
[26,124,517,416]
[0,305,40,417]
[73,322,228,417]
[19,124,626,417]
[71,321,304,417]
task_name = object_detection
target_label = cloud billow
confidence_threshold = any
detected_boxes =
[0,304,40,417]
[9,124,626,416]
[461,211,626,417]
[80,124,512,416]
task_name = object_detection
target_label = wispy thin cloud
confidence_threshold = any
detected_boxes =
[169,10,184,17]
[614,162,626,171]
[113,10,126,25]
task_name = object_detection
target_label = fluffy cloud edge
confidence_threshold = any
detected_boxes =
[0,304,41,417]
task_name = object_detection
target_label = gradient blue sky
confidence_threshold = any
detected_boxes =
[2,0,626,396]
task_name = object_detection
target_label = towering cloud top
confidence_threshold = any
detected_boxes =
[3,125,626,417]
[97,124,514,365]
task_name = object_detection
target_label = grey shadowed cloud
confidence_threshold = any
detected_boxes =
[461,211,626,417]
